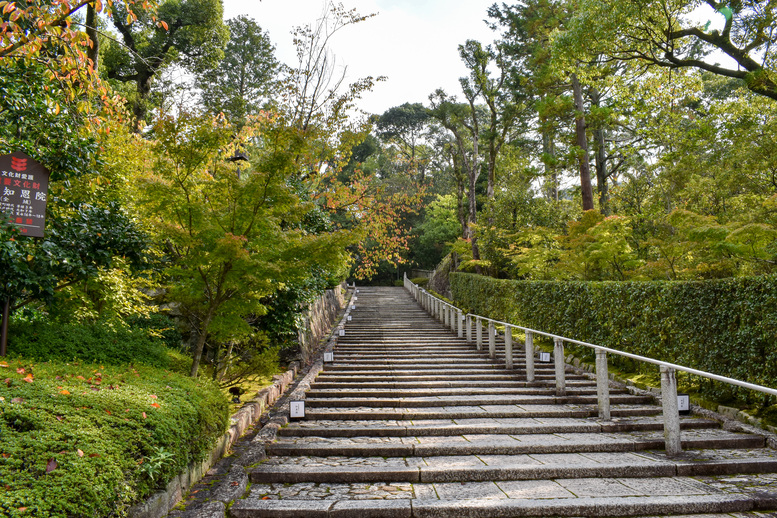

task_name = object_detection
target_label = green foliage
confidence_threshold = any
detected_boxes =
[450,272,777,405]
[0,358,229,517]
[196,15,279,125]
[7,320,171,368]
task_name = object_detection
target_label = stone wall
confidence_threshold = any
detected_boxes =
[296,283,346,365]
[128,366,298,518]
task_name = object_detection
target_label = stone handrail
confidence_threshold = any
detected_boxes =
[403,274,777,456]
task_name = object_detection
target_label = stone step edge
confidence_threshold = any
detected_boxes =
[248,457,777,484]
[277,419,719,437]
[229,493,771,518]
[304,408,663,420]
[304,396,654,408]
[265,434,765,457]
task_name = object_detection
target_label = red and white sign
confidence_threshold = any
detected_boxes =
[0,152,50,238]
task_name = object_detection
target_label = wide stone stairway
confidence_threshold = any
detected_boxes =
[230,287,777,517]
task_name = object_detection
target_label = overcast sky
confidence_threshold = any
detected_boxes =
[223,0,499,115]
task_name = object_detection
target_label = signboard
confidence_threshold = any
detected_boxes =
[0,152,50,237]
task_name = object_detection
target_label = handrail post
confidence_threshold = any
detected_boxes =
[595,349,610,420]
[554,337,566,397]
[661,365,682,456]
[457,310,463,337]
[476,318,483,351]
[449,307,456,332]
[466,315,472,343]
[443,304,449,327]
[504,325,513,369]
[488,321,496,359]
[525,331,535,382]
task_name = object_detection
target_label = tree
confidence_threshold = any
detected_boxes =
[141,110,353,377]
[428,90,483,264]
[459,40,524,203]
[102,0,228,125]
[196,15,279,125]
[375,103,432,184]
[557,0,777,100]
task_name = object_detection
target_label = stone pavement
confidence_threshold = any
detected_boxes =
[173,286,777,517]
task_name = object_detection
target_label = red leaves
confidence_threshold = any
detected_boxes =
[150,402,161,408]
[45,458,57,473]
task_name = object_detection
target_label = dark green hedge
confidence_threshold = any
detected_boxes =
[8,321,171,368]
[450,273,777,403]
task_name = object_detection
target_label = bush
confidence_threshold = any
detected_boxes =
[0,358,230,517]
[410,277,429,286]
[8,321,171,368]
[450,273,777,404]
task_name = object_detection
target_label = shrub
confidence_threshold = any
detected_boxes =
[0,358,230,517]
[450,273,777,404]
[8,321,171,368]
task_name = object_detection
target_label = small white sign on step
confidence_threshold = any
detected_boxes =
[539,351,551,363]
[351,304,356,310]
[324,351,334,362]
[289,400,305,419]
[356,289,360,293]
[347,315,352,321]
[677,393,690,415]
[354,296,358,301]
[339,329,345,336]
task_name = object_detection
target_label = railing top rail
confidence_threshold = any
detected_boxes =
[412,283,777,397]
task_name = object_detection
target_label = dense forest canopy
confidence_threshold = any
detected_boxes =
[1,0,775,377]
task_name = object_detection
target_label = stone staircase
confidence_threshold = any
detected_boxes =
[230,286,777,517]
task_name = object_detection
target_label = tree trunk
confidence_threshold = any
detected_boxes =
[590,87,609,215]
[571,73,595,211]
[542,129,558,202]
[190,312,214,377]
[86,4,99,71]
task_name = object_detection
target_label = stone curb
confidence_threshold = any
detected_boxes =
[129,287,356,518]
[254,290,357,445]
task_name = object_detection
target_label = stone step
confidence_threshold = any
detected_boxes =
[320,368,584,377]
[231,286,777,517]
[310,381,580,388]
[265,429,764,457]
[304,404,663,420]
[303,394,654,408]
[278,416,720,438]
[231,489,773,517]
[305,387,631,398]
[248,448,777,484]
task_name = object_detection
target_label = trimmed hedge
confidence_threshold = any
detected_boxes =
[450,273,777,403]
[8,321,172,368]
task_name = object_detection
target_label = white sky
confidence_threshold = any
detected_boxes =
[223,0,499,115]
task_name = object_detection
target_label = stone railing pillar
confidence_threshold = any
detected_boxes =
[466,315,472,343]
[554,337,566,397]
[488,321,496,359]
[525,331,535,382]
[595,349,610,420]
[476,318,483,351]
[457,310,463,337]
[661,365,682,456]
[504,325,513,370]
